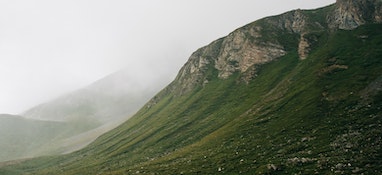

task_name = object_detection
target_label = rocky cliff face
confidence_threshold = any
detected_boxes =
[165,26,286,96]
[215,29,286,79]
[153,0,382,98]
[161,13,312,97]
[329,0,382,30]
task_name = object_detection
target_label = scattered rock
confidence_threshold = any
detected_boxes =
[267,164,278,171]
[287,157,316,165]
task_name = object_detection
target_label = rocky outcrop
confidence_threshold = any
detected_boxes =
[168,25,286,95]
[215,30,286,79]
[266,10,326,60]
[269,10,307,33]
[170,39,223,95]
[166,10,314,95]
[328,0,382,30]
[160,0,382,96]
[298,33,310,60]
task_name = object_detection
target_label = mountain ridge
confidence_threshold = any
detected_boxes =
[1,1,381,174]
[149,0,382,101]
[329,0,382,29]
[0,69,162,162]
[23,69,158,124]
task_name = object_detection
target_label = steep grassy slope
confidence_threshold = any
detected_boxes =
[2,22,381,174]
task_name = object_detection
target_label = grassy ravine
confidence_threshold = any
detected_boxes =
[2,25,382,175]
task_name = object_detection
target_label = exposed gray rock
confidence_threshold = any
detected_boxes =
[328,0,382,30]
[215,29,286,79]
[276,10,307,33]
[167,24,287,95]
[169,39,223,95]
[152,0,382,97]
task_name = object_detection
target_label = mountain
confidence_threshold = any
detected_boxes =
[23,69,158,124]
[1,0,382,174]
[0,69,162,162]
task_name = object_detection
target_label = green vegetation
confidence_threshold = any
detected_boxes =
[0,114,100,162]
[1,2,382,173]
[1,23,380,175]
[0,67,158,162]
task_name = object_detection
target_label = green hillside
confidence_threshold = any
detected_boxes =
[1,1,382,175]
[0,68,160,162]
[0,115,87,162]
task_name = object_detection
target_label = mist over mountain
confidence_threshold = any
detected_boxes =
[23,69,161,124]
[0,69,164,162]
[1,0,381,174]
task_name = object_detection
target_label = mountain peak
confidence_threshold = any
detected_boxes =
[329,0,382,29]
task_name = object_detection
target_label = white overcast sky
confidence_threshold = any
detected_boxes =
[0,0,335,114]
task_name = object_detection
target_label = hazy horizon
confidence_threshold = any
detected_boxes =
[0,0,335,114]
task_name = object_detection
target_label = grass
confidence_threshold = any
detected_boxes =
[1,13,382,175]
